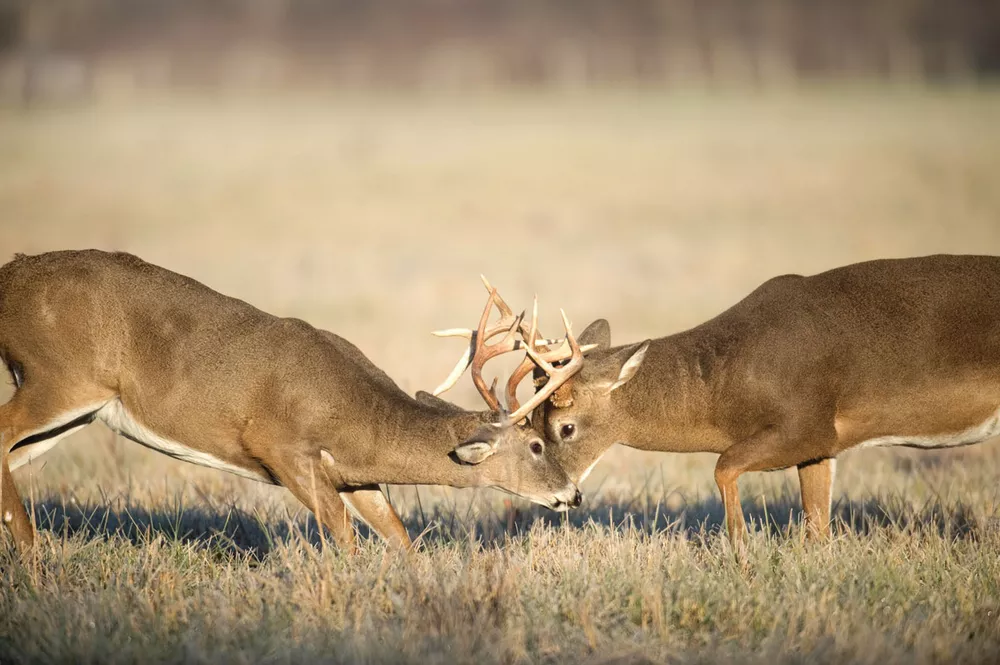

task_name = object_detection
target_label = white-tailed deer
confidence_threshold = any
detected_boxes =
[0,250,580,553]
[444,256,1000,549]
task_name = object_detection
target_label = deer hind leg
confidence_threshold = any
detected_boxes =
[1,454,33,551]
[339,486,411,551]
[0,387,108,552]
[797,458,836,540]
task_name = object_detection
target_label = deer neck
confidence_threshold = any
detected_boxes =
[337,393,492,488]
[613,333,732,453]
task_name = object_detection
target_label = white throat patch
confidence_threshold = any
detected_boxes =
[578,449,609,484]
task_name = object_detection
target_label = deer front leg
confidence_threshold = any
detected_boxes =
[797,458,835,540]
[256,456,357,552]
[715,423,837,556]
[339,485,411,551]
[714,455,747,549]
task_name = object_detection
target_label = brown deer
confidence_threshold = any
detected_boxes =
[442,256,1000,549]
[0,250,581,553]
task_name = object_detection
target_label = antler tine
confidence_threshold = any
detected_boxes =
[469,288,504,412]
[469,290,530,414]
[505,294,545,413]
[432,328,474,339]
[529,294,539,342]
[481,274,516,318]
[560,308,581,356]
[432,344,473,396]
[505,309,585,425]
[432,281,526,398]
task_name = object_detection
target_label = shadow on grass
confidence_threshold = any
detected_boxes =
[448,489,992,549]
[19,484,995,560]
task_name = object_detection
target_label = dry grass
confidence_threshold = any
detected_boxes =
[2,87,1000,663]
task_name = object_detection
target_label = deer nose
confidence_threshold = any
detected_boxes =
[570,489,583,508]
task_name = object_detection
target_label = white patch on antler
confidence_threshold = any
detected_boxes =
[432,328,473,338]
[432,346,472,396]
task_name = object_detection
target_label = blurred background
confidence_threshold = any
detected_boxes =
[2,0,1000,96]
[1,0,999,534]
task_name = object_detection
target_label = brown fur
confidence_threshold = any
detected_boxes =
[0,250,578,553]
[538,255,1000,548]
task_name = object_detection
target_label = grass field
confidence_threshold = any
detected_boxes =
[2,87,1000,663]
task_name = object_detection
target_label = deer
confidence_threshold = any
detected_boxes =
[437,256,1000,551]
[0,249,582,554]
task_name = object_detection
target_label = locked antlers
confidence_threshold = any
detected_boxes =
[432,276,594,423]
[504,305,586,424]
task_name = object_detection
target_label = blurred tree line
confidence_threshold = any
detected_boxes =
[1,0,998,101]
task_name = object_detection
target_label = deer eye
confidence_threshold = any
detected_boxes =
[529,441,544,456]
[560,423,576,440]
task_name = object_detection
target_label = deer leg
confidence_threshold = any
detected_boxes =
[0,387,108,552]
[1,454,32,552]
[239,423,357,552]
[715,424,836,553]
[301,488,355,553]
[714,455,747,548]
[797,458,836,540]
[273,462,357,552]
[339,485,411,551]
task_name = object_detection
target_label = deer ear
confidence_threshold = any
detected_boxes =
[452,427,499,464]
[453,441,496,464]
[579,319,612,350]
[415,390,465,412]
[607,341,650,393]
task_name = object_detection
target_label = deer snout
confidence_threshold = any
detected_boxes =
[548,485,582,511]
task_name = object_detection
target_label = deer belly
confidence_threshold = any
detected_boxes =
[95,399,270,482]
[854,407,1000,450]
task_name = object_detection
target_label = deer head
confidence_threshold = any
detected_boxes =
[430,279,585,510]
[433,278,646,487]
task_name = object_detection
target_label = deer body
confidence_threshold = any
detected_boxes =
[537,255,1000,544]
[0,250,579,552]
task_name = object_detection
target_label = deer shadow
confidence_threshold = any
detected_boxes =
[15,483,994,561]
[414,486,992,549]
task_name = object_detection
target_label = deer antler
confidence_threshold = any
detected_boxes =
[432,277,593,420]
[505,295,545,413]
[432,276,553,398]
[467,288,523,412]
[431,281,534,411]
[432,278,520,397]
[481,275,584,414]
[504,306,588,424]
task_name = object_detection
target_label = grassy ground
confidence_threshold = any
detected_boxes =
[1,87,1000,663]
